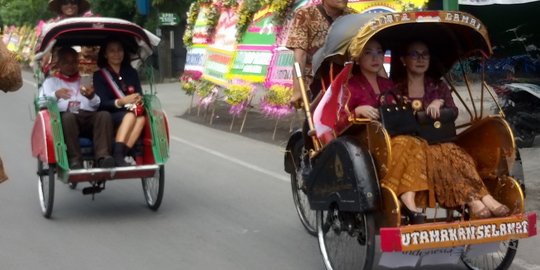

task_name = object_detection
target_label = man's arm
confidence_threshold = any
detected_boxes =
[285,8,310,105]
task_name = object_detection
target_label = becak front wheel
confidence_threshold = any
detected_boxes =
[317,204,376,270]
[37,160,55,218]
[290,138,317,236]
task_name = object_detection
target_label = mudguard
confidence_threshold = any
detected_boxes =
[144,94,169,165]
[307,136,380,212]
[31,97,69,171]
[284,129,303,174]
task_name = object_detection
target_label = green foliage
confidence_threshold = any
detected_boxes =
[151,0,194,13]
[0,0,193,37]
[270,0,294,26]
[91,0,137,20]
[196,80,215,98]
[183,1,200,46]
[0,0,50,26]
[236,0,263,42]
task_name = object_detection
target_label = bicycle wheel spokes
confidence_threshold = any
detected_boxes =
[317,206,375,270]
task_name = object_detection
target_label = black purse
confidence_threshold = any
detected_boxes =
[378,90,418,136]
[416,108,457,144]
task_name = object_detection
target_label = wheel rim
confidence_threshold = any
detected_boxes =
[142,165,164,210]
[291,166,317,235]
[317,206,373,270]
[461,240,518,270]
[37,161,54,218]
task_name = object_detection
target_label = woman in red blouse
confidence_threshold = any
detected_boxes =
[347,40,430,224]
[394,41,509,219]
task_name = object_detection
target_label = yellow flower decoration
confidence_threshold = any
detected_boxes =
[266,84,292,105]
[223,83,252,105]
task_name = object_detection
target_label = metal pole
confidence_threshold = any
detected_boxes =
[294,62,320,151]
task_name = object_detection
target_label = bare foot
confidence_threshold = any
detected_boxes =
[482,195,510,217]
[468,200,491,219]
[481,195,504,212]
[400,191,421,212]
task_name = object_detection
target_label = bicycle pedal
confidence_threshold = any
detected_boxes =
[82,186,103,195]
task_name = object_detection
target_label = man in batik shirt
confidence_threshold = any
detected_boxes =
[286,0,355,104]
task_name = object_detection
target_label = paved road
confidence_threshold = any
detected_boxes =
[0,72,537,270]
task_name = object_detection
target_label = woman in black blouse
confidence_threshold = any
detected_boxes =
[93,38,145,166]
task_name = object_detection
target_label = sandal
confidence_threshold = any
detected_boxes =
[491,205,511,217]
[401,205,426,224]
[471,206,492,219]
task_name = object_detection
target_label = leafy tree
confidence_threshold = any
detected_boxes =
[0,0,51,27]
[91,0,137,21]
[0,0,195,33]
[151,0,194,13]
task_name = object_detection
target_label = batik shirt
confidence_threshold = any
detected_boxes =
[286,5,356,81]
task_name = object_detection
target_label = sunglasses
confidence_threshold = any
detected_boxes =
[61,0,79,5]
[407,51,430,60]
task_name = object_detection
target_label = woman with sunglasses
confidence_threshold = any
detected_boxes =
[346,40,510,223]
[390,40,510,220]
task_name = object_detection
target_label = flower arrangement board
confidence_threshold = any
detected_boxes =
[227,49,274,83]
[265,47,295,87]
[184,44,208,74]
[201,5,240,86]
[202,47,235,86]
[228,7,277,83]
[237,7,277,46]
[262,0,310,86]
[192,5,211,45]
[209,7,240,52]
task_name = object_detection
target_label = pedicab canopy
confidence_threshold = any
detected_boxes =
[34,17,160,62]
[312,10,492,79]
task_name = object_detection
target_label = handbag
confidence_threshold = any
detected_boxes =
[416,108,457,144]
[0,42,22,92]
[378,90,418,136]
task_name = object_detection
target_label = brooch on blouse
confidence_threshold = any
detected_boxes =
[411,100,423,111]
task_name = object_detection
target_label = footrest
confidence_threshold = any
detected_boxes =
[68,164,160,183]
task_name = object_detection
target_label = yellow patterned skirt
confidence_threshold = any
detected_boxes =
[381,136,488,209]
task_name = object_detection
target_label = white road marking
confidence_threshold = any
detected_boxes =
[171,135,289,182]
[23,78,37,87]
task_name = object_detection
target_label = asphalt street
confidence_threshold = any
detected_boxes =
[0,71,538,270]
